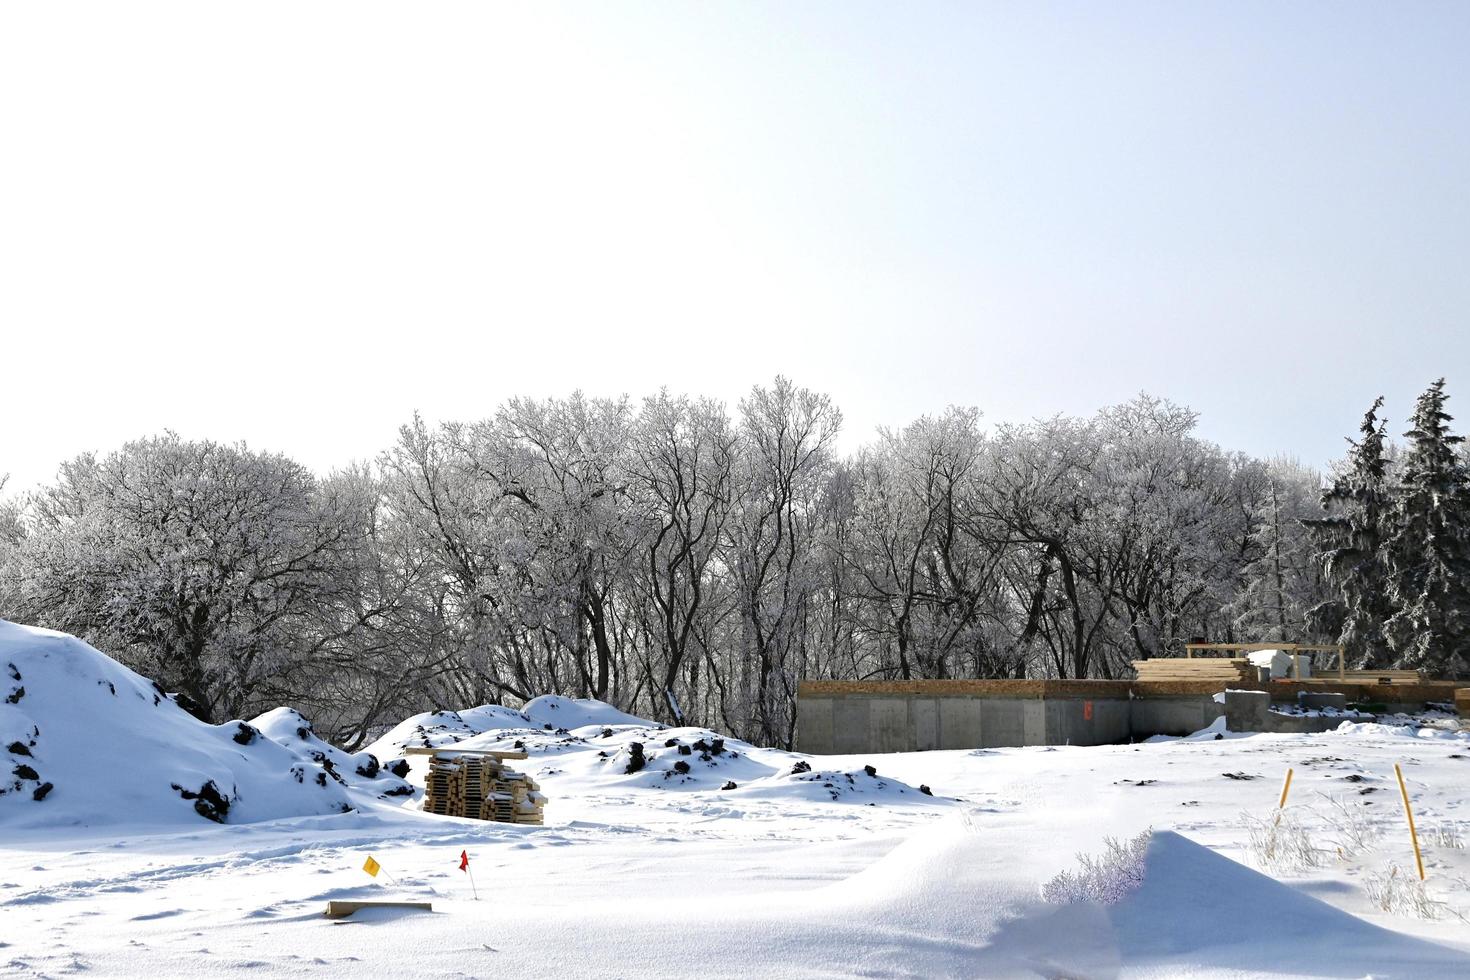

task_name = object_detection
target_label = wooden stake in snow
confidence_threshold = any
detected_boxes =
[1393,763,1426,881]
[1274,768,1294,826]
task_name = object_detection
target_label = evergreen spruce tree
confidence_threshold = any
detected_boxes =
[1306,397,1395,668]
[1383,379,1470,677]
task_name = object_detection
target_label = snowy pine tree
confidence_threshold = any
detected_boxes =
[1306,398,1395,668]
[1382,380,1470,677]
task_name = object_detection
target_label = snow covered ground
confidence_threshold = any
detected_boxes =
[4,623,1470,978]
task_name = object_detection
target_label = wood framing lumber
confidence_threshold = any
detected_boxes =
[402,747,529,760]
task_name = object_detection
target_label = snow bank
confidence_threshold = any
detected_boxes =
[0,620,353,827]
[1329,719,1470,742]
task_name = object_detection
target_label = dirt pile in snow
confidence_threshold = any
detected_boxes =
[0,620,354,828]
[369,694,950,808]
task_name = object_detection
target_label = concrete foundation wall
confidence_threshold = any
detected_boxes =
[796,690,1222,753]
[794,678,1464,754]
[1131,696,1221,738]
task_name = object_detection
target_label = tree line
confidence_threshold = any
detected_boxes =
[2,377,1466,749]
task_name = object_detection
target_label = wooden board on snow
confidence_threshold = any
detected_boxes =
[324,900,433,919]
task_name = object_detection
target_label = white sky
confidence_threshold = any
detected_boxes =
[3,2,1468,492]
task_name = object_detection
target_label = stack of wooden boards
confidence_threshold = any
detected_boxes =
[403,747,546,825]
[1334,669,1425,686]
[1132,658,1255,684]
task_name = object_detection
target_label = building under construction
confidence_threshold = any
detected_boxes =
[797,642,1468,754]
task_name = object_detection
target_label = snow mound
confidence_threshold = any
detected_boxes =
[448,712,947,804]
[364,695,654,763]
[363,704,537,760]
[522,694,652,731]
[250,707,414,801]
[0,620,353,828]
[368,695,949,808]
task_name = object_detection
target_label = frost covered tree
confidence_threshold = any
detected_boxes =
[457,394,641,704]
[1229,461,1328,643]
[1306,397,1396,668]
[971,413,1104,678]
[629,391,738,724]
[379,414,553,707]
[265,463,456,750]
[0,475,22,621]
[2,435,362,722]
[3,380,1437,745]
[724,378,840,746]
[842,407,998,681]
[1084,397,1247,665]
[967,397,1247,680]
[1382,380,1470,676]
[0,474,17,554]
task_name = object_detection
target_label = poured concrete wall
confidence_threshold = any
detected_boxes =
[796,687,1219,753]
[1130,696,1221,738]
[794,678,1465,753]
[798,694,1087,753]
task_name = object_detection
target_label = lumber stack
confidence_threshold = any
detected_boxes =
[1336,669,1425,686]
[1131,658,1255,684]
[407,747,546,825]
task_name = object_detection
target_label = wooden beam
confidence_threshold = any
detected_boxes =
[1183,643,1344,653]
[401,747,529,760]
[324,900,433,919]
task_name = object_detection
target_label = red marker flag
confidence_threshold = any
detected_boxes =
[459,849,478,900]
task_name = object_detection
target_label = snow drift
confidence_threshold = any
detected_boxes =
[984,829,1470,977]
[0,620,360,827]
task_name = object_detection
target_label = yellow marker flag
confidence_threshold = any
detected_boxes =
[363,856,381,878]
